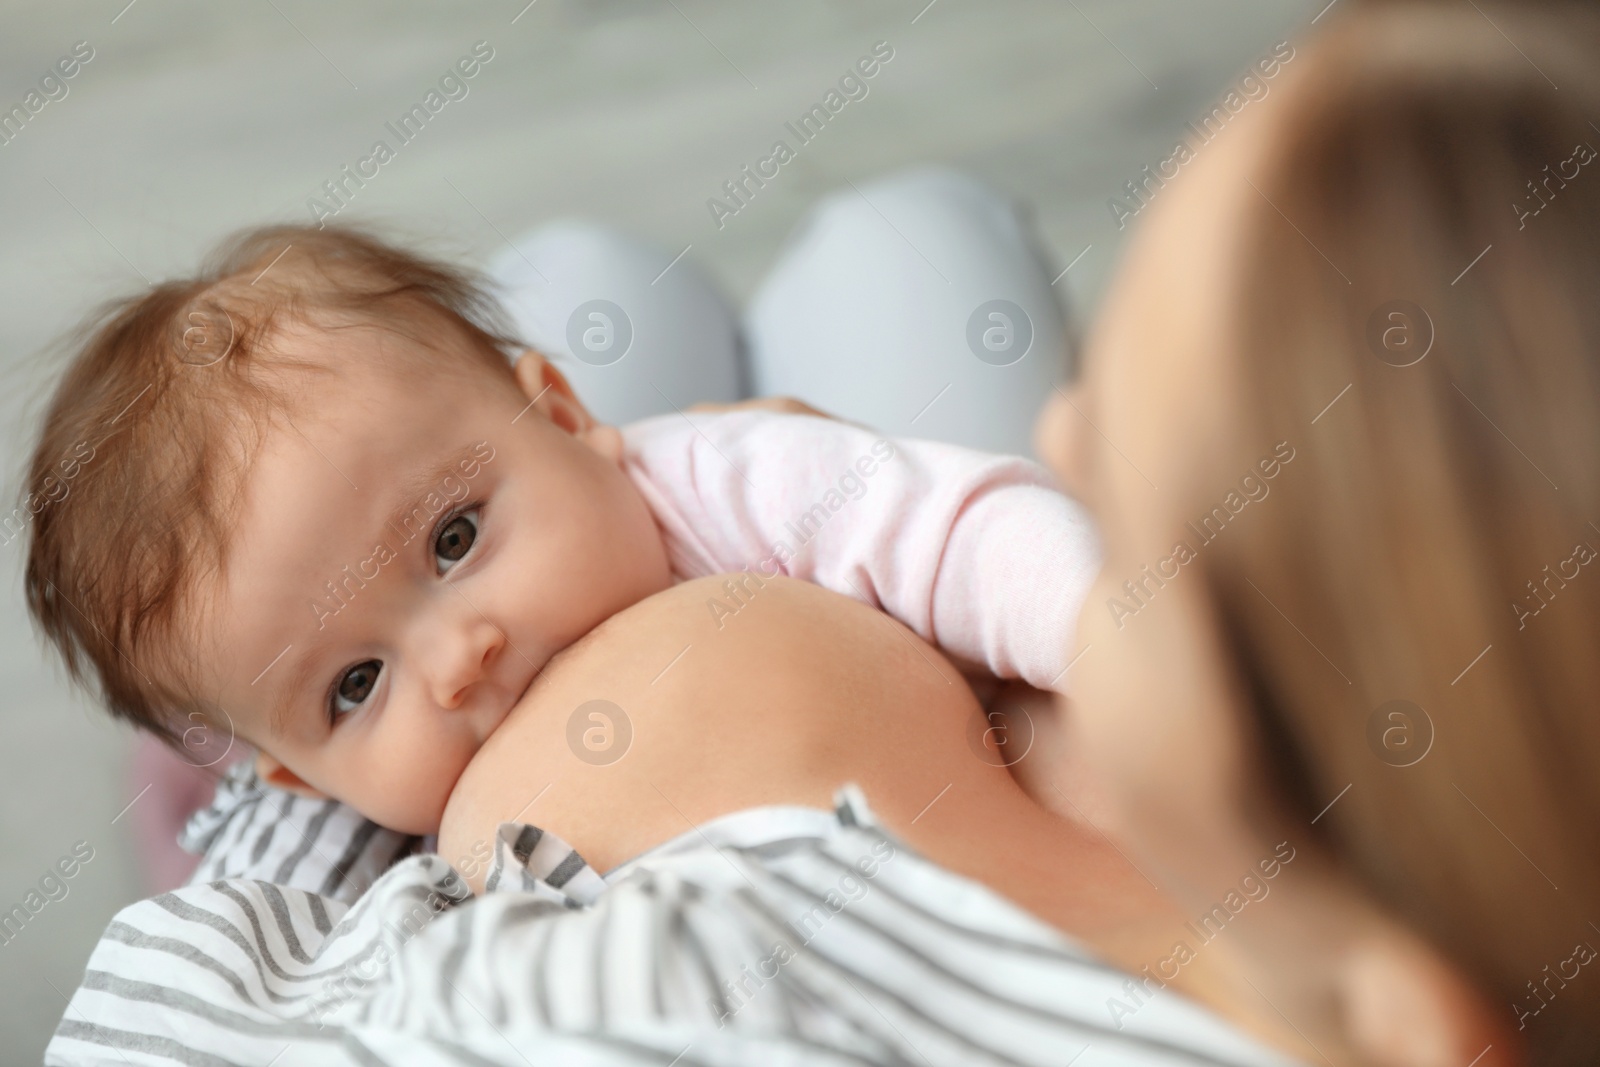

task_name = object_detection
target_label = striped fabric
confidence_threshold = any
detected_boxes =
[178,759,424,905]
[48,784,1296,1067]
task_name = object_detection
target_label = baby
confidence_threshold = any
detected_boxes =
[22,225,1098,847]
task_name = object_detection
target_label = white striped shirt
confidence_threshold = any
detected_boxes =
[47,769,1296,1067]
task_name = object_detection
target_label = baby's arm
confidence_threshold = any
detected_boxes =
[623,409,1099,691]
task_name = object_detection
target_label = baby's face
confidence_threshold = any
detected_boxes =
[195,320,672,834]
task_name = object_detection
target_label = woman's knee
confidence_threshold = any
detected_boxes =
[745,166,1069,455]
[489,220,742,426]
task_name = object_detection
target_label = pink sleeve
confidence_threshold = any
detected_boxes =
[622,410,1099,690]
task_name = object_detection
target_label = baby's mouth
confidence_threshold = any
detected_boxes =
[499,670,540,724]
[483,651,552,741]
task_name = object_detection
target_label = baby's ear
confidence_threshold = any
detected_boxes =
[512,349,624,464]
[254,750,330,800]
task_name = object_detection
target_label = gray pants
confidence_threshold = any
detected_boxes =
[489,167,1070,457]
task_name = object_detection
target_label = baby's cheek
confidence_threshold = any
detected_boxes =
[365,736,475,836]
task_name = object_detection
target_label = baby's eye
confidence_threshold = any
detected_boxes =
[331,659,382,722]
[435,509,478,574]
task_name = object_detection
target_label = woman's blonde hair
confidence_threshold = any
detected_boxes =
[1207,3,1600,1060]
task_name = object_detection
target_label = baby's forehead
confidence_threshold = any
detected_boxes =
[242,310,513,432]
[249,327,492,474]
[263,307,463,374]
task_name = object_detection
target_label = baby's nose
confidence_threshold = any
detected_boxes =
[434,621,506,709]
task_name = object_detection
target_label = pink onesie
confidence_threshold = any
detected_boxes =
[621,409,1100,691]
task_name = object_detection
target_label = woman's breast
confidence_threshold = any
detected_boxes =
[438,575,1016,883]
[438,575,1270,1037]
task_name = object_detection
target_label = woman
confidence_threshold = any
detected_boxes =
[448,2,1600,1065]
[1034,2,1600,1064]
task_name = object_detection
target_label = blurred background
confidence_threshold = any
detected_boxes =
[0,0,1305,1058]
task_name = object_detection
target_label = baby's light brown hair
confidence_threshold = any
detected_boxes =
[22,225,523,752]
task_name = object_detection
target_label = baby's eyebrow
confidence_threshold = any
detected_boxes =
[378,441,489,545]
